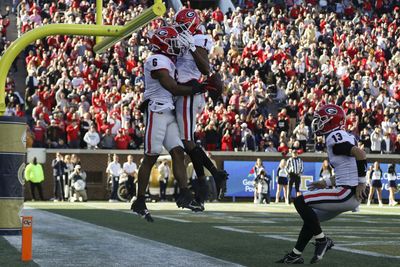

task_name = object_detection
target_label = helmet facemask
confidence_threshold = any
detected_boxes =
[152,34,182,56]
[311,114,332,136]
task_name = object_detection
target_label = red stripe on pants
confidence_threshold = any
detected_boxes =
[147,111,154,154]
[304,187,348,200]
[183,96,188,140]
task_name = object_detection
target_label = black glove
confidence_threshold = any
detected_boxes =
[183,79,205,95]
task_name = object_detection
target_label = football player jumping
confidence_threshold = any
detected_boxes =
[277,104,367,264]
[173,8,228,209]
[131,26,213,222]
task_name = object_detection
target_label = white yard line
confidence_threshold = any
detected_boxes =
[4,208,243,267]
[213,226,254,234]
[261,234,400,259]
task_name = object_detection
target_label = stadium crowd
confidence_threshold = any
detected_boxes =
[4,0,400,154]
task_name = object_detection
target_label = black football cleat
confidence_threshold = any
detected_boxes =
[176,189,203,212]
[214,170,228,196]
[194,179,208,211]
[310,237,334,264]
[131,196,154,223]
[276,252,304,264]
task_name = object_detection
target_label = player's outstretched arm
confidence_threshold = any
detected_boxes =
[151,69,203,96]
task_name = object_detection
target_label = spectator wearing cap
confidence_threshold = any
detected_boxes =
[69,165,87,202]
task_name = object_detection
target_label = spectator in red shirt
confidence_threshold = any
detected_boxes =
[212,7,224,23]
[114,129,130,149]
[66,121,80,148]
[221,130,233,151]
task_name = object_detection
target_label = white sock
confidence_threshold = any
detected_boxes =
[292,248,302,255]
[315,233,325,239]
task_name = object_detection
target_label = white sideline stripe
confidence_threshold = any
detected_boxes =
[358,209,400,216]
[342,241,400,246]
[151,215,191,223]
[4,208,244,267]
[83,203,192,223]
[261,235,400,259]
[214,226,254,234]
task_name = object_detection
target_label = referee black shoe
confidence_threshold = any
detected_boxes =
[131,196,154,222]
[276,252,304,264]
[176,188,203,212]
[310,237,334,264]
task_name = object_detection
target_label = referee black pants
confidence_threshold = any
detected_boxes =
[288,174,301,204]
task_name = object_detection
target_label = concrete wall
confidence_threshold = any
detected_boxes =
[25,149,400,200]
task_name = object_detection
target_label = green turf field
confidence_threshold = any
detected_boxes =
[2,202,400,266]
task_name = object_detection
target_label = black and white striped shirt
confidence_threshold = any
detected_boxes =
[286,157,304,175]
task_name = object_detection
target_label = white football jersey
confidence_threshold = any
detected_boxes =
[176,34,213,83]
[326,129,358,186]
[144,54,176,108]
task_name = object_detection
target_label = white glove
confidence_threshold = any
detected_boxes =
[178,30,196,52]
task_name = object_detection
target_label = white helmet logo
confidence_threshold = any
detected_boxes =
[158,29,168,36]
[325,108,337,115]
[187,11,195,18]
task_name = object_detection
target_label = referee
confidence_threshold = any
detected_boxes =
[286,149,304,204]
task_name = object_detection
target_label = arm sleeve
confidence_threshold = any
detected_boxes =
[332,141,354,156]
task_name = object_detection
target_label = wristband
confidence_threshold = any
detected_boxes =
[189,45,196,52]
[356,160,367,177]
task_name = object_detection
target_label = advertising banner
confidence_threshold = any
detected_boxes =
[225,161,400,200]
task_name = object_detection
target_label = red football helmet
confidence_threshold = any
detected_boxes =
[311,104,346,135]
[149,26,182,56]
[174,8,201,34]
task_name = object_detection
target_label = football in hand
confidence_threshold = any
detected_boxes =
[203,73,223,101]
